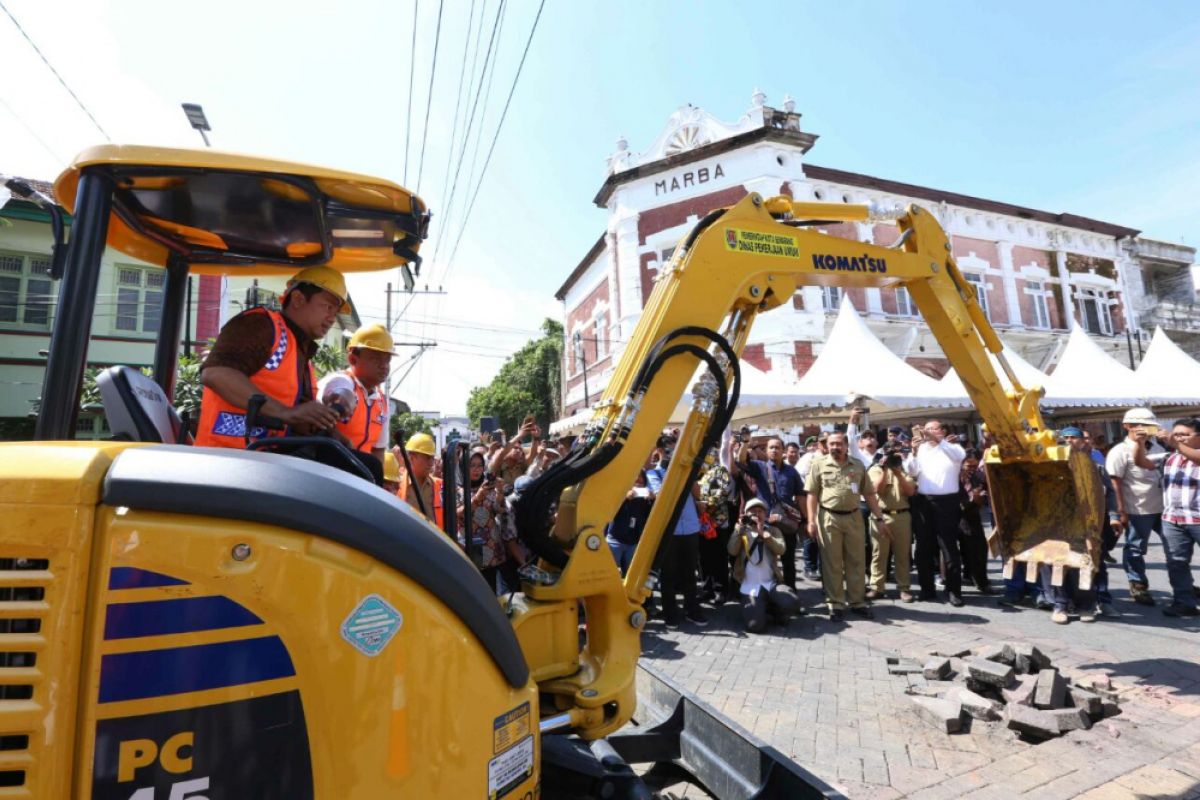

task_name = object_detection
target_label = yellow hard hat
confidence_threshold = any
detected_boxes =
[405,432,436,457]
[383,451,401,482]
[286,266,350,312]
[349,323,399,356]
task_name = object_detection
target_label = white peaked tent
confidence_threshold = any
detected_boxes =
[1040,325,1144,407]
[939,343,1051,398]
[785,296,968,410]
[1133,327,1200,407]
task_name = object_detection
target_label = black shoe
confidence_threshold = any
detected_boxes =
[948,594,964,608]
[1163,603,1200,618]
[1102,553,1117,564]
[684,609,709,626]
[919,591,939,602]
[849,605,874,619]
[829,608,845,622]
[977,584,996,596]
[664,612,683,627]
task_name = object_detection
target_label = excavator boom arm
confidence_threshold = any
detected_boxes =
[511,194,1104,744]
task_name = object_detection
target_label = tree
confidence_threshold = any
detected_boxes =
[466,319,563,433]
[390,410,433,445]
[312,343,348,378]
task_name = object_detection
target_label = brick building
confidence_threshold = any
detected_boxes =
[555,92,1198,416]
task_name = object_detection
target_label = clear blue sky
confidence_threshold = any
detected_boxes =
[2,0,1197,413]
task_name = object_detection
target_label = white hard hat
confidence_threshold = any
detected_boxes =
[1122,407,1157,425]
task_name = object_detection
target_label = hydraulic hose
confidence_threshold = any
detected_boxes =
[512,327,739,573]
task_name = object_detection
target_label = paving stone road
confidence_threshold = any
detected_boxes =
[640,538,1200,799]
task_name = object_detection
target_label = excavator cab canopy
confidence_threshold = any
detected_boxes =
[37,145,429,440]
[53,144,429,276]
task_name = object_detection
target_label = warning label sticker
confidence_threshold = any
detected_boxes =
[493,702,531,754]
[488,735,534,800]
[723,227,801,258]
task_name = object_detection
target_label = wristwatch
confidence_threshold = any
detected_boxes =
[872,514,885,522]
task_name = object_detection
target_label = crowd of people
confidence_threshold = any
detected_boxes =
[594,407,1200,633]
[195,265,1199,630]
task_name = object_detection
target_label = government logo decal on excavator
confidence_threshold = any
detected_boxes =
[723,227,801,258]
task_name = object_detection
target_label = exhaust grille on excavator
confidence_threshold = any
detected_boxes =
[0,557,52,793]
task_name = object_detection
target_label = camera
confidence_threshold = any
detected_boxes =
[483,471,497,486]
[878,446,905,470]
[740,514,756,527]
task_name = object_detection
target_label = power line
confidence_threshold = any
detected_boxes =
[0,92,66,164]
[435,0,479,227]
[0,0,110,141]
[415,0,445,194]
[428,0,506,271]
[442,0,546,282]
[403,0,419,184]
[456,0,507,243]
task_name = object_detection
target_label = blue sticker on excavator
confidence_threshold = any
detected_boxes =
[104,595,263,640]
[99,636,295,703]
[107,567,189,589]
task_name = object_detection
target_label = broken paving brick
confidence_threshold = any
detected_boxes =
[976,642,1016,665]
[1049,706,1092,732]
[910,695,963,733]
[1006,703,1060,740]
[1067,687,1103,717]
[947,686,1003,721]
[965,656,1015,687]
[886,656,925,675]
[1034,669,1067,709]
[1002,674,1039,706]
[923,657,952,681]
[1010,642,1051,674]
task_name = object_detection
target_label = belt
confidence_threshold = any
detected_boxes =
[821,506,857,516]
[883,508,910,514]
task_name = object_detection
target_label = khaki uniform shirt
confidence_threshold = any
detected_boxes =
[806,454,868,512]
[868,464,910,513]
[405,475,438,520]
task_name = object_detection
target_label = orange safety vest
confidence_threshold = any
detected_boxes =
[196,308,317,449]
[335,371,388,454]
[396,464,445,530]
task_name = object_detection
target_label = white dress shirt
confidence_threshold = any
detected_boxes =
[846,422,876,469]
[915,439,966,495]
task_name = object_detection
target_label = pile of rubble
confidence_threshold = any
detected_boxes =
[890,642,1121,740]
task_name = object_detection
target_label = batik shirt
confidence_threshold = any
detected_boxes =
[698,464,736,530]
[457,485,517,569]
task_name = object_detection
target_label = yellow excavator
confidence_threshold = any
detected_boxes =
[0,145,1102,799]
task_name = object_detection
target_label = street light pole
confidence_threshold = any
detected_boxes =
[179,103,212,358]
[181,103,212,147]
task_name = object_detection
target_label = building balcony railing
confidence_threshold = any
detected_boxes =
[1140,300,1200,333]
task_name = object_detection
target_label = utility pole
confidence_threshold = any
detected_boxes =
[573,331,589,407]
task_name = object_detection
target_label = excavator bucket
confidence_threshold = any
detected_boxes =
[985,449,1106,588]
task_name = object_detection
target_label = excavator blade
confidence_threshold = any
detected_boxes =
[986,449,1105,588]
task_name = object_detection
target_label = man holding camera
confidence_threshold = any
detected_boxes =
[867,444,918,601]
[1106,407,1166,606]
[735,435,804,590]
[727,499,801,632]
[806,431,891,620]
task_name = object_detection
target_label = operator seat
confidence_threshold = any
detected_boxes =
[96,365,193,445]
